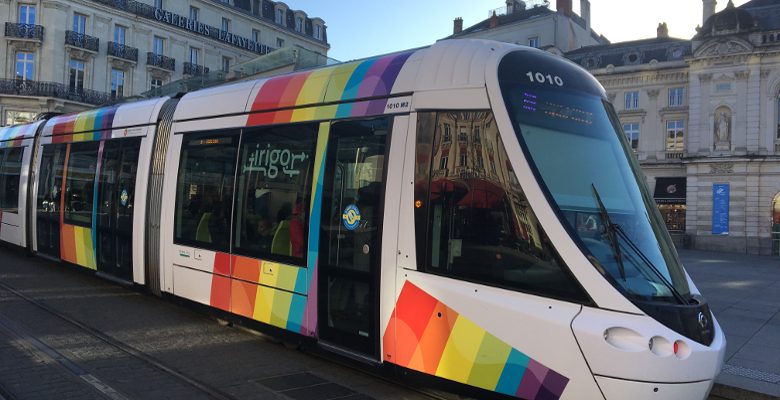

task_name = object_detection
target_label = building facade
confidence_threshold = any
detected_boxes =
[448,0,608,54]
[566,0,780,255]
[1,0,328,125]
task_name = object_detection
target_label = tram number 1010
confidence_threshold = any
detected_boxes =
[526,71,564,87]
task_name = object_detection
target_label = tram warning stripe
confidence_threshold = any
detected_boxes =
[384,282,569,399]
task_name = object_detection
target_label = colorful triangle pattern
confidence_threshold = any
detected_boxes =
[384,281,569,399]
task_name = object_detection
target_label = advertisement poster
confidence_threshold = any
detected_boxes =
[712,183,730,235]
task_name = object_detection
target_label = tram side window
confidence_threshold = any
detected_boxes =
[232,123,317,264]
[414,111,589,303]
[0,147,24,212]
[174,132,238,253]
[64,141,100,226]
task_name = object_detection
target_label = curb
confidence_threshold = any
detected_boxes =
[710,383,780,400]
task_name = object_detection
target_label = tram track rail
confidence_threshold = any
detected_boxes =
[0,279,238,400]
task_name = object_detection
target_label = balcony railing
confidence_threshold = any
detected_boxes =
[665,151,684,159]
[108,42,138,62]
[147,53,175,71]
[0,78,112,106]
[65,31,99,52]
[183,62,209,76]
[4,22,44,41]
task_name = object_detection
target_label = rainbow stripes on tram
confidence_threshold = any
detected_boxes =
[384,282,569,399]
[247,51,413,126]
[50,106,119,143]
[60,225,97,270]
[0,123,38,148]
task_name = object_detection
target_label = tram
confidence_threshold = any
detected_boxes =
[0,40,725,399]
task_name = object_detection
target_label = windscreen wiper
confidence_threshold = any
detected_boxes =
[591,184,688,304]
[611,224,688,305]
[591,184,626,281]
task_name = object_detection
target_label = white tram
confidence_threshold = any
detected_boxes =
[0,40,725,399]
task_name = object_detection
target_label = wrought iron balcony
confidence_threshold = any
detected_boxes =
[108,42,138,62]
[65,31,99,52]
[0,78,112,106]
[183,62,209,76]
[4,22,44,41]
[146,52,175,71]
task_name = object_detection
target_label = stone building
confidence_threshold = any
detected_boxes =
[448,0,608,54]
[1,0,329,125]
[565,0,780,255]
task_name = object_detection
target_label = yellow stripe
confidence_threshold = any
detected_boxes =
[323,64,360,103]
[253,285,274,324]
[467,333,512,390]
[295,68,333,105]
[436,316,486,383]
[73,226,87,267]
[269,290,293,328]
[83,227,96,270]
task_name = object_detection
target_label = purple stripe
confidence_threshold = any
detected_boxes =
[356,55,395,98]
[371,52,413,97]
[350,101,370,117]
[366,99,388,116]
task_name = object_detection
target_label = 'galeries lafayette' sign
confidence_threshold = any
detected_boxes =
[152,8,272,55]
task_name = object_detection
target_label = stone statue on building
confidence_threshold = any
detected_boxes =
[714,109,731,150]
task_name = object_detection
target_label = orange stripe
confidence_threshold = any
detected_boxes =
[230,279,257,318]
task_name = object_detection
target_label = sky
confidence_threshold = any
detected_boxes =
[293,0,750,62]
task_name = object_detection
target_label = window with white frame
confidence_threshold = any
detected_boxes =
[252,29,260,44]
[439,155,448,169]
[222,56,230,72]
[189,47,200,65]
[275,8,285,24]
[150,78,163,90]
[295,16,303,32]
[314,24,321,40]
[72,13,87,34]
[153,36,165,55]
[276,38,284,48]
[221,17,230,32]
[18,4,36,24]
[189,6,199,22]
[625,91,639,110]
[666,120,685,152]
[623,122,640,150]
[668,87,684,107]
[459,152,467,166]
[110,69,125,99]
[114,25,127,45]
[15,52,34,81]
[154,0,162,9]
[443,124,451,141]
[528,36,540,48]
[68,59,85,92]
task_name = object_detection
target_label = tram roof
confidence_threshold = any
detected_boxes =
[0,120,43,147]
[41,97,170,137]
[173,39,504,122]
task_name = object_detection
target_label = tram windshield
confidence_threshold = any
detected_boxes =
[500,66,691,304]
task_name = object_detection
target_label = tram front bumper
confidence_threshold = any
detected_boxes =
[595,376,714,400]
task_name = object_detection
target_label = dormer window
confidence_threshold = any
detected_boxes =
[314,24,322,40]
[295,16,303,32]
[275,8,285,25]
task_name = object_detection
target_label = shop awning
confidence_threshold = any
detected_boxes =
[654,177,687,204]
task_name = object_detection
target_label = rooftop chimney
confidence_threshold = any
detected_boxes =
[703,0,716,25]
[580,0,591,31]
[453,17,463,34]
[657,22,669,38]
[489,11,498,29]
[556,0,573,17]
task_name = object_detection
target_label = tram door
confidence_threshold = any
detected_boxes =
[36,144,67,257]
[319,117,390,358]
[96,138,141,281]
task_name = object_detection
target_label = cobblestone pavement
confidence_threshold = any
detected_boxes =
[0,247,429,400]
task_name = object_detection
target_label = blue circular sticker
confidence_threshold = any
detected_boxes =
[342,204,361,231]
[120,189,129,207]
